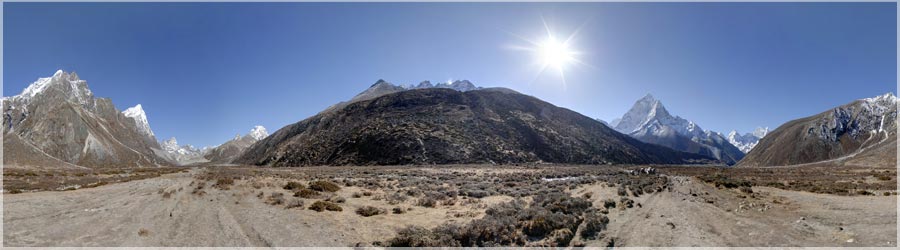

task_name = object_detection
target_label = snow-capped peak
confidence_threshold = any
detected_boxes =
[368,79,482,92]
[249,125,268,141]
[20,75,55,98]
[160,137,202,156]
[614,93,677,134]
[416,81,434,89]
[751,127,769,138]
[123,104,155,138]
[161,137,180,152]
[14,70,93,105]
[726,127,768,153]
[863,92,898,105]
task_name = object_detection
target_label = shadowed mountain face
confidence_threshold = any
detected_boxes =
[737,93,897,167]
[2,70,168,168]
[237,87,712,166]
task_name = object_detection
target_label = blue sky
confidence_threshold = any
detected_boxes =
[4,2,896,147]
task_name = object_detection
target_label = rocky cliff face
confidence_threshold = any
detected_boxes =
[2,70,167,168]
[738,93,897,167]
[236,86,712,166]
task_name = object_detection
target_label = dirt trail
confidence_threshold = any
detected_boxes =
[573,176,897,247]
[3,168,480,247]
[4,168,897,247]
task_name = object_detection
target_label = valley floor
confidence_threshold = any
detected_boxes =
[3,165,897,247]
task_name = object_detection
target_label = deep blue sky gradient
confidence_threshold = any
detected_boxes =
[4,2,896,147]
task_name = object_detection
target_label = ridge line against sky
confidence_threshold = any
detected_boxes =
[3,2,896,147]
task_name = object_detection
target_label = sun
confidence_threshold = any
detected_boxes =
[504,16,589,89]
[538,36,574,70]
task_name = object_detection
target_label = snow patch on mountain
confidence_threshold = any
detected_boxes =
[123,104,155,138]
[727,127,768,153]
[160,137,201,156]
[249,125,268,140]
[392,79,482,92]
[155,137,208,165]
[11,70,94,106]
[809,92,898,142]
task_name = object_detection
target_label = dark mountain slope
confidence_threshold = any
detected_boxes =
[237,87,712,166]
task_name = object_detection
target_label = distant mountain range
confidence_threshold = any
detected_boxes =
[4,70,893,169]
[608,94,746,165]
[737,93,897,167]
[235,80,712,166]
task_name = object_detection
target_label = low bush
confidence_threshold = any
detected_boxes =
[213,177,234,190]
[699,174,751,189]
[283,181,305,190]
[309,180,341,192]
[602,199,616,209]
[619,197,634,208]
[309,200,343,212]
[579,211,609,240]
[285,198,305,209]
[328,196,347,203]
[417,197,437,208]
[387,225,461,247]
[294,188,321,199]
[544,228,574,247]
[266,192,285,205]
[356,206,387,217]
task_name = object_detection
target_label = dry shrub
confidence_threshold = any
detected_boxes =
[579,211,609,239]
[328,196,347,203]
[266,192,285,205]
[285,198,305,209]
[416,197,437,208]
[161,189,174,199]
[294,188,321,199]
[213,177,235,190]
[356,206,387,217]
[309,180,341,192]
[309,201,342,212]
[387,225,461,247]
[283,181,305,190]
[619,197,634,208]
[602,199,616,209]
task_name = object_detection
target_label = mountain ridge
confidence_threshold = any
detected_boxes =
[236,84,713,166]
[737,93,897,167]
